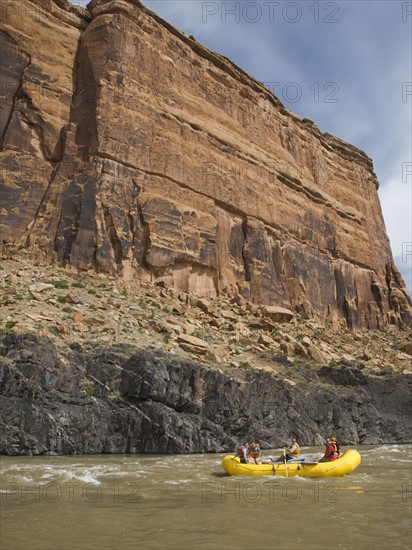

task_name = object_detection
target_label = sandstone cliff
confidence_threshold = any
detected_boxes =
[1,0,411,329]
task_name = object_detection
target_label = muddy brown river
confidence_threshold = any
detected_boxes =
[1,445,411,549]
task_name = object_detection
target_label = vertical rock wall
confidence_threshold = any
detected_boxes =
[1,0,411,329]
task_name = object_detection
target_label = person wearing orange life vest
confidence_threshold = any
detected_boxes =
[319,437,338,462]
[277,438,300,462]
[330,437,340,458]
[238,442,249,463]
[249,442,261,464]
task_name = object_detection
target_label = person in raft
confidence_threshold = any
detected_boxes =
[319,437,338,462]
[330,437,340,458]
[277,438,300,462]
[238,442,249,463]
[249,442,262,464]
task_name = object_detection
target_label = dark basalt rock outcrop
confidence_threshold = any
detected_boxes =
[1,334,410,455]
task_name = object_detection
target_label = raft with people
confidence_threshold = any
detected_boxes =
[223,438,361,477]
[222,449,361,477]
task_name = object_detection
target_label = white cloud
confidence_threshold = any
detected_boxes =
[380,174,412,290]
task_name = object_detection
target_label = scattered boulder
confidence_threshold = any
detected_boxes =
[220,310,239,321]
[262,306,295,323]
[249,318,278,332]
[258,333,274,347]
[177,334,209,354]
[196,298,216,315]
[28,283,54,293]
[29,290,43,302]
[307,344,328,364]
[83,316,106,326]
[399,342,412,356]
[61,293,78,304]
[280,342,295,357]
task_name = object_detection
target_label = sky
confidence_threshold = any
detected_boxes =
[74,0,412,295]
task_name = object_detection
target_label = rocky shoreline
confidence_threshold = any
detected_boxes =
[1,333,411,456]
[1,258,411,456]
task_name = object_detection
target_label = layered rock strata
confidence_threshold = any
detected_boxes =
[1,0,411,329]
[1,334,411,455]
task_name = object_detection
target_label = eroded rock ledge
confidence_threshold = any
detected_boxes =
[0,334,411,455]
[1,0,411,329]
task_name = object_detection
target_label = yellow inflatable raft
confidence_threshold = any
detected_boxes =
[222,450,361,477]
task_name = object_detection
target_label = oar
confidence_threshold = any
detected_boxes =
[284,448,288,477]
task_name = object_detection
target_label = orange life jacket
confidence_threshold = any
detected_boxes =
[331,442,339,457]
[238,446,248,459]
[289,443,300,457]
[325,443,337,460]
[249,446,260,459]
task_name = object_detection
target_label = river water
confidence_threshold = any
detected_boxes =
[1,445,411,550]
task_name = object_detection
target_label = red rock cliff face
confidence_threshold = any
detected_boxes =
[1,0,411,329]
